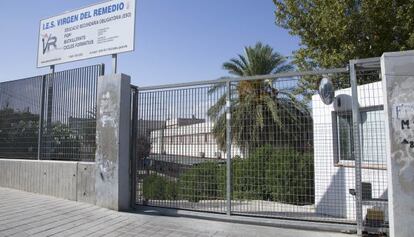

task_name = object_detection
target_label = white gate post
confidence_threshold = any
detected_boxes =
[381,50,414,237]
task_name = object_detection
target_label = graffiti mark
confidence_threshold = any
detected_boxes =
[401,139,414,148]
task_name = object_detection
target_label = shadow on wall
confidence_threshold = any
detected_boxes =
[374,188,388,222]
[316,168,349,218]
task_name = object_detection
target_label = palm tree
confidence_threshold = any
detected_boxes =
[208,42,312,154]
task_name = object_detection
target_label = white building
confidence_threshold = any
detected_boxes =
[150,118,243,159]
[312,81,388,220]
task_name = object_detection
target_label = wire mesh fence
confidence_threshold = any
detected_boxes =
[133,65,388,228]
[354,66,388,230]
[0,76,43,159]
[228,77,320,220]
[0,64,103,161]
[135,84,228,213]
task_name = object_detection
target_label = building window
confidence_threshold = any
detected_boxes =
[333,106,386,164]
[336,112,354,161]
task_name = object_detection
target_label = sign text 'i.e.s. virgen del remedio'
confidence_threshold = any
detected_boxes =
[38,0,135,68]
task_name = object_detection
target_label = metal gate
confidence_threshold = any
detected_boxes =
[131,60,388,233]
[349,58,388,234]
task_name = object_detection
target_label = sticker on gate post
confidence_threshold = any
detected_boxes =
[393,103,414,150]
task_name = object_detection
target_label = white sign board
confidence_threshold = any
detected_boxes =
[37,0,135,68]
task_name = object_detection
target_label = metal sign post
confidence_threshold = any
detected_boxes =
[37,64,55,161]
[37,76,46,160]
[46,65,55,160]
[112,54,118,74]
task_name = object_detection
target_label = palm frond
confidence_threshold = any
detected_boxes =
[207,94,226,120]
[212,113,227,151]
[238,55,249,69]
[261,95,283,127]
[255,104,264,129]
[207,82,226,95]
[208,42,312,153]
[278,91,310,114]
[229,58,247,72]
[223,62,244,76]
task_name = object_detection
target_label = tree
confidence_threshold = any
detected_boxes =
[0,108,39,159]
[136,135,151,160]
[0,107,84,160]
[208,42,312,153]
[273,0,414,90]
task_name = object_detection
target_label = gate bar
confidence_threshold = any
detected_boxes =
[37,75,46,160]
[138,68,348,91]
[226,80,232,215]
[130,87,139,208]
[349,60,364,236]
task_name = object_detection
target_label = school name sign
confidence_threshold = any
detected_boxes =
[37,0,135,68]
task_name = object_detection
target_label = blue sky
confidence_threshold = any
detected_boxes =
[0,0,299,86]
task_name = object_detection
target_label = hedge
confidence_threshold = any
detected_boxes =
[178,162,224,202]
[143,146,314,205]
[142,174,178,200]
[230,145,314,205]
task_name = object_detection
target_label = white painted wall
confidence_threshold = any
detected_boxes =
[313,81,388,220]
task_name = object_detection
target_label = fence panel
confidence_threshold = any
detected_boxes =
[135,84,228,213]
[354,66,388,231]
[226,75,360,223]
[0,76,43,159]
[0,64,103,162]
[40,65,101,161]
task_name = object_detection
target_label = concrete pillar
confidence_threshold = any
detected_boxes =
[381,50,414,237]
[95,74,131,211]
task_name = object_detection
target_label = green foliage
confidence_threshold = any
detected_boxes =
[179,162,224,202]
[47,122,82,160]
[175,147,314,205]
[142,174,178,200]
[136,135,151,159]
[231,145,314,205]
[274,0,414,90]
[222,42,293,77]
[0,108,39,158]
[0,107,87,160]
[209,42,312,152]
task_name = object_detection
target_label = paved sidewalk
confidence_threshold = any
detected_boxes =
[0,187,353,237]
